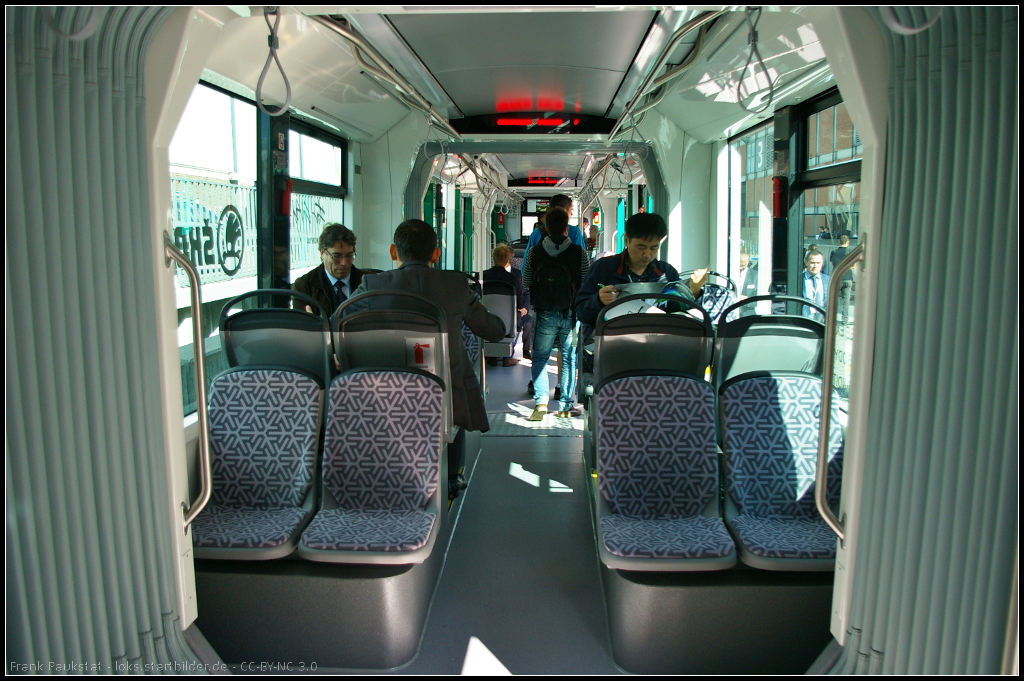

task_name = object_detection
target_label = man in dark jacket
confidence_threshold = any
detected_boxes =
[292,223,365,314]
[523,206,589,420]
[575,212,708,329]
[483,243,531,364]
[349,220,506,433]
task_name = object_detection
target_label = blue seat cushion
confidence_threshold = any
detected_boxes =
[301,509,437,552]
[731,514,838,559]
[191,505,309,549]
[601,515,735,559]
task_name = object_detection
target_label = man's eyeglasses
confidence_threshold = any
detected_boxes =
[324,250,355,263]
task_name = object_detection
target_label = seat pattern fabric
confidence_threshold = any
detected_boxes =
[208,369,321,508]
[601,515,735,558]
[301,509,436,552]
[324,371,442,511]
[730,515,838,559]
[598,375,718,518]
[461,322,480,365]
[191,506,308,549]
[720,375,843,517]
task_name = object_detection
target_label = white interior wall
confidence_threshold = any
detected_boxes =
[357,110,429,269]
[346,140,361,256]
[637,112,712,272]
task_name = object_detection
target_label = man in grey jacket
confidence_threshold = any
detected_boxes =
[349,219,506,433]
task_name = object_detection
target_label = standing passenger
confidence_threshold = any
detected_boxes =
[523,207,589,420]
[520,194,587,274]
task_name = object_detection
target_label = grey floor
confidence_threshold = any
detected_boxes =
[396,356,622,674]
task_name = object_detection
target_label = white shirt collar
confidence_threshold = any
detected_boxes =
[324,268,351,290]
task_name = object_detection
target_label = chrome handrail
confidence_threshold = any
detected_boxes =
[310,15,462,141]
[164,233,212,531]
[607,10,727,141]
[816,241,865,544]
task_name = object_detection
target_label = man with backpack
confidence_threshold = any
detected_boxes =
[522,206,589,420]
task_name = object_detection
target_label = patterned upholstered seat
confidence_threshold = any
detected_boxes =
[461,321,480,367]
[595,374,736,571]
[299,369,444,564]
[192,367,323,559]
[719,372,844,570]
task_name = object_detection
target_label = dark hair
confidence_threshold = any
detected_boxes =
[318,223,357,251]
[549,194,572,210]
[545,207,569,236]
[393,219,437,262]
[624,212,667,241]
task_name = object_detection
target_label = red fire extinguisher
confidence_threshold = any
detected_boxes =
[414,343,429,364]
[497,212,505,225]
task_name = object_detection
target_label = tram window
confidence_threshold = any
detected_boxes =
[728,121,774,300]
[806,102,863,170]
[289,130,343,186]
[287,125,347,282]
[169,83,258,416]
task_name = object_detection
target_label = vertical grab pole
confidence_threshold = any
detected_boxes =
[164,233,213,531]
[816,242,865,543]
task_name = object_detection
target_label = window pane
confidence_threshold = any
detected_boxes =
[729,121,774,302]
[289,130,342,186]
[807,102,863,170]
[800,182,860,401]
[289,193,346,282]
[169,84,258,416]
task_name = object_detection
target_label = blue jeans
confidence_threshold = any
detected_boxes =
[531,310,577,411]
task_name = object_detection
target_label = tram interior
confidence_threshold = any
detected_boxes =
[6,5,1017,677]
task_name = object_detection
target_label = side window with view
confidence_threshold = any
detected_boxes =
[168,83,257,416]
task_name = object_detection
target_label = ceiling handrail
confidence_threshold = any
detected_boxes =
[607,10,727,143]
[309,15,463,141]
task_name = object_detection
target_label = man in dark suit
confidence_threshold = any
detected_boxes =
[483,243,530,364]
[349,219,506,433]
[736,248,759,316]
[292,223,365,314]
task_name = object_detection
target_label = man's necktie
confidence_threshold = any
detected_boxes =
[334,280,346,306]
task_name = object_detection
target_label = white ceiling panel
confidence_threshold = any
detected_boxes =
[387,10,656,117]
[204,13,411,141]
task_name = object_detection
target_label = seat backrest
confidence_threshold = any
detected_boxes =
[482,280,517,339]
[334,291,453,438]
[596,373,718,518]
[594,294,714,385]
[323,369,443,511]
[220,290,332,384]
[681,269,738,324]
[719,372,843,517]
[713,296,825,389]
[208,367,323,508]
[333,291,449,380]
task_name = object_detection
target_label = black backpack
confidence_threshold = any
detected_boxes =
[529,245,579,311]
